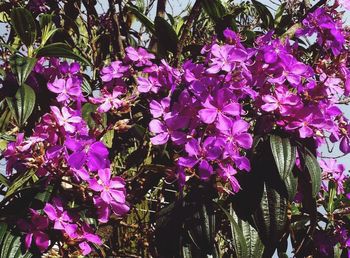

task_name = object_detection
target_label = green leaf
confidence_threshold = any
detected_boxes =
[154,16,178,55]
[36,42,91,66]
[252,0,274,30]
[5,169,36,197]
[0,106,12,132]
[230,205,264,258]
[252,183,288,256]
[217,204,248,258]
[102,130,114,148]
[0,223,32,258]
[10,8,37,47]
[274,3,287,27]
[82,103,107,129]
[202,0,226,22]
[81,76,92,96]
[303,148,322,198]
[127,5,155,34]
[6,84,36,128]
[10,56,37,85]
[270,135,296,180]
[285,171,298,202]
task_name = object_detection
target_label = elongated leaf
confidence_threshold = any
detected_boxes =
[274,3,287,27]
[6,84,36,127]
[10,56,37,85]
[36,42,91,66]
[127,5,155,34]
[303,148,322,198]
[0,106,12,132]
[252,0,274,30]
[10,8,37,46]
[0,223,32,258]
[285,171,298,202]
[154,17,178,55]
[270,135,296,180]
[202,0,226,22]
[5,169,36,197]
[218,204,248,258]
[252,183,288,256]
[230,205,264,258]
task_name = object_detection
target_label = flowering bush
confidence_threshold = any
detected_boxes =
[0,0,350,257]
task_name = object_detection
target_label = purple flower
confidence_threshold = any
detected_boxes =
[261,85,301,115]
[149,97,170,118]
[89,168,126,204]
[178,137,222,180]
[43,198,77,238]
[77,224,102,255]
[65,137,109,171]
[47,78,82,103]
[18,209,50,252]
[126,47,155,66]
[89,88,123,113]
[101,61,128,82]
[149,115,188,145]
[217,163,241,193]
[320,159,347,194]
[137,76,161,93]
[268,54,310,86]
[50,106,82,133]
[206,44,248,74]
[198,90,241,130]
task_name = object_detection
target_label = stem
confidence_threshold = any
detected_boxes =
[174,0,202,67]
[108,0,125,59]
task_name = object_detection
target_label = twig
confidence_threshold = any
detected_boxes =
[108,0,125,59]
[174,0,202,67]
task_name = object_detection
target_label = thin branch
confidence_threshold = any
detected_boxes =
[174,0,202,67]
[108,0,125,59]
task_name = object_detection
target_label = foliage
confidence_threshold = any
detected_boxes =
[0,0,349,257]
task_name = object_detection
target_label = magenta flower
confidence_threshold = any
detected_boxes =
[43,198,77,238]
[137,76,161,93]
[320,159,347,194]
[18,209,50,252]
[198,90,241,130]
[77,224,102,255]
[149,115,188,145]
[65,137,109,171]
[261,85,301,115]
[101,61,128,82]
[268,54,309,86]
[89,168,126,204]
[149,97,170,118]
[217,163,241,193]
[178,137,222,180]
[126,46,155,67]
[286,110,324,138]
[206,44,248,74]
[50,106,82,133]
[47,77,82,103]
[89,88,123,113]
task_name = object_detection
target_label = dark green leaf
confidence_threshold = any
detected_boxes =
[39,13,53,28]
[154,16,178,55]
[81,76,92,96]
[36,42,91,66]
[127,5,155,34]
[252,183,288,256]
[252,0,274,30]
[217,204,248,258]
[270,135,296,180]
[285,171,298,202]
[202,0,226,22]
[0,174,9,188]
[230,205,264,258]
[0,223,32,258]
[274,3,287,27]
[6,84,36,128]
[10,56,37,85]
[303,148,321,198]
[0,105,12,132]
[10,8,37,47]
[5,169,36,197]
